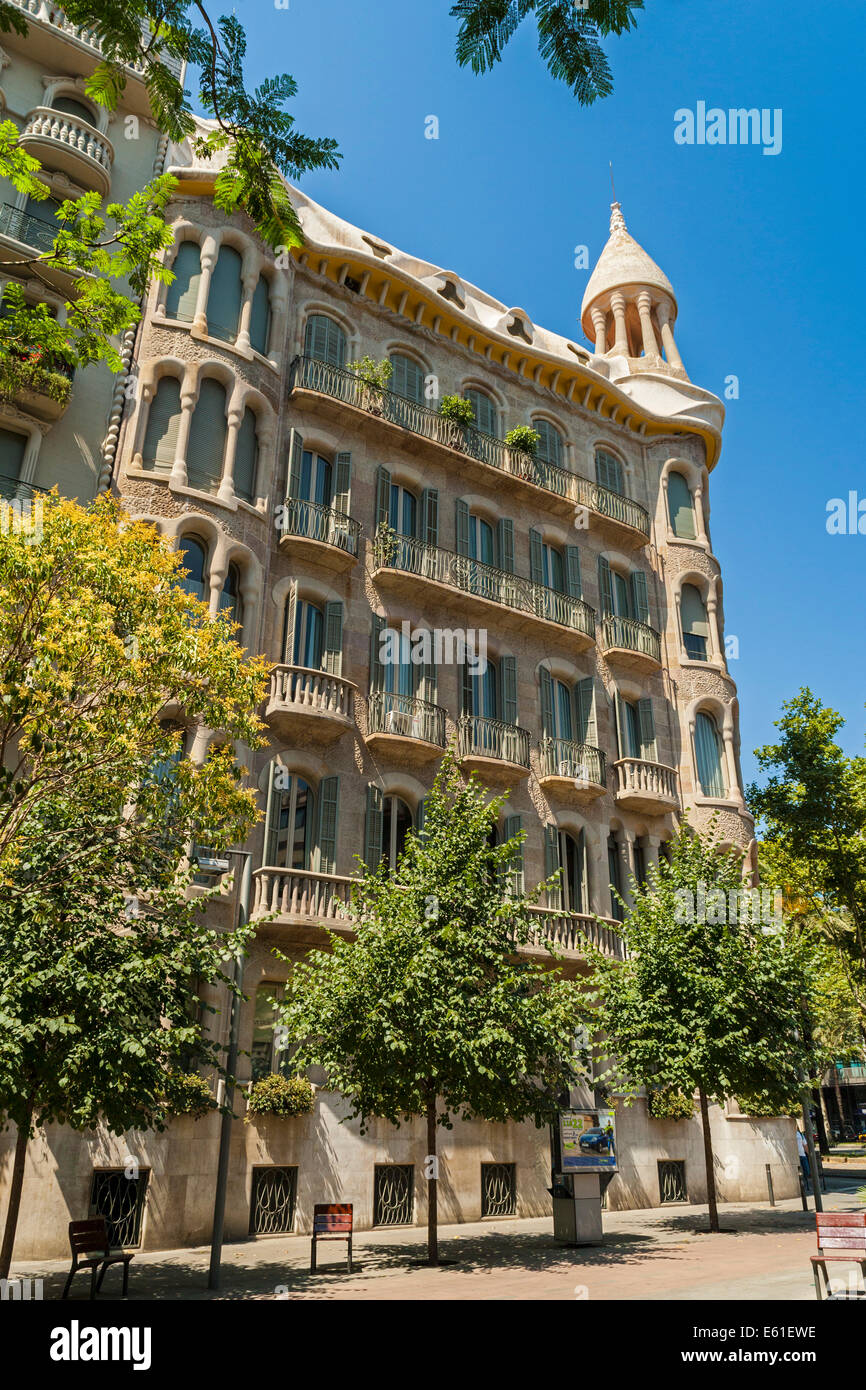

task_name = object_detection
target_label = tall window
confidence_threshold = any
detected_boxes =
[389,481,418,537]
[595,448,624,496]
[208,245,243,343]
[305,313,346,367]
[249,276,271,355]
[141,377,182,473]
[608,835,622,915]
[381,796,413,870]
[468,512,496,566]
[534,419,563,468]
[681,583,709,660]
[177,535,207,602]
[301,452,333,507]
[187,378,227,494]
[0,425,27,483]
[616,695,656,762]
[546,826,588,914]
[466,388,496,436]
[668,472,696,539]
[390,353,424,403]
[383,626,414,698]
[165,242,201,322]
[266,773,314,869]
[288,599,324,669]
[251,984,287,1080]
[464,657,498,720]
[218,563,243,635]
[234,408,258,504]
[52,94,96,124]
[695,711,726,797]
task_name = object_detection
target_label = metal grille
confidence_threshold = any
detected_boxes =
[658,1159,688,1204]
[373,1165,414,1226]
[481,1163,516,1217]
[249,1166,298,1236]
[89,1168,149,1247]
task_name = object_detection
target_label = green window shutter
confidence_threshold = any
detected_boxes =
[539,666,555,737]
[595,448,623,495]
[630,569,650,625]
[614,692,628,759]
[375,466,391,528]
[249,276,271,355]
[165,241,201,322]
[369,613,386,691]
[187,378,227,493]
[323,601,343,675]
[287,428,304,499]
[282,581,298,663]
[334,452,352,514]
[460,660,473,716]
[504,813,524,896]
[529,528,544,585]
[416,796,429,838]
[208,245,243,343]
[455,498,470,557]
[421,488,439,546]
[667,472,696,538]
[390,353,424,403]
[575,677,597,745]
[419,648,437,703]
[681,583,709,639]
[305,314,346,367]
[497,518,514,574]
[264,760,280,866]
[468,389,496,436]
[501,656,518,725]
[234,407,258,503]
[565,545,582,599]
[637,698,657,761]
[535,419,563,467]
[364,784,384,871]
[142,377,182,472]
[597,555,613,615]
[544,824,562,908]
[316,775,339,874]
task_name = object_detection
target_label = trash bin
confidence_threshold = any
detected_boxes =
[551,1172,603,1245]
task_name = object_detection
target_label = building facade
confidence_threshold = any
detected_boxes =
[0,8,798,1259]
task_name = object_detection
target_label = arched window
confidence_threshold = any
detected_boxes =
[382,625,415,698]
[0,425,28,483]
[466,388,497,436]
[695,711,726,797]
[301,450,333,508]
[390,353,424,404]
[187,378,227,494]
[305,313,346,367]
[218,562,243,634]
[51,94,96,124]
[545,826,588,914]
[615,694,656,762]
[681,583,709,661]
[141,376,182,473]
[464,655,498,720]
[265,772,314,869]
[389,480,418,537]
[208,245,243,343]
[251,982,288,1080]
[177,535,207,602]
[595,448,624,496]
[165,241,202,323]
[534,418,563,468]
[234,407,258,504]
[288,598,324,669]
[249,276,271,355]
[382,795,413,871]
[608,835,622,915]
[668,471,696,539]
[597,557,650,625]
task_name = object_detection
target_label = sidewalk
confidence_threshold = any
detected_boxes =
[9,1178,864,1302]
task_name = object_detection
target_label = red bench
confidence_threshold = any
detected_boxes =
[811,1212,866,1300]
[310,1203,353,1274]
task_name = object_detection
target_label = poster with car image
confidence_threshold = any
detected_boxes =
[560,1109,618,1172]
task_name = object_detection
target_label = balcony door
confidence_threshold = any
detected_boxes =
[545,826,588,914]
[266,774,314,871]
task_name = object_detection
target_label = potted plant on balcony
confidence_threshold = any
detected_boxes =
[244,1073,316,1121]
[438,394,475,451]
[505,425,540,482]
[0,346,73,422]
[373,520,400,569]
[348,354,392,414]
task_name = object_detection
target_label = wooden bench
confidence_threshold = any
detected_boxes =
[62,1218,134,1301]
[310,1203,353,1273]
[811,1212,866,1300]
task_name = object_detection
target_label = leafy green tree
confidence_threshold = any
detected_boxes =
[0,491,268,1276]
[277,753,590,1265]
[592,818,822,1232]
[450,0,645,103]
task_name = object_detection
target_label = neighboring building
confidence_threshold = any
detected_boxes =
[822,1061,866,1140]
[0,13,798,1258]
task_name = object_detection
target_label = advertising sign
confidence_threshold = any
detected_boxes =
[559,1109,618,1172]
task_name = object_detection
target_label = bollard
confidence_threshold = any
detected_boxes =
[766,1163,775,1207]
[798,1170,808,1211]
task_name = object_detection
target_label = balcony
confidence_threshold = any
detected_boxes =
[537,738,606,803]
[365,691,447,762]
[372,528,596,647]
[0,475,45,503]
[251,867,624,961]
[7,3,184,80]
[290,356,651,544]
[277,498,361,569]
[20,107,114,196]
[600,614,662,673]
[3,350,74,422]
[613,757,678,814]
[0,202,59,254]
[457,715,530,782]
[263,664,355,745]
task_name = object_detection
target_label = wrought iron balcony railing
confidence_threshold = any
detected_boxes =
[367,690,446,747]
[291,356,650,536]
[0,474,45,503]
[457,714,531,768]
[278,498,361,557]
[538,737,606,787]
[0,201,58,252]
[600,613,662,664]
[373,527,596,639]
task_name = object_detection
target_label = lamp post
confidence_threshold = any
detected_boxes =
[206,848,253,1291]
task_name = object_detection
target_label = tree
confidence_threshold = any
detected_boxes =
[277,752,590,1265]
[0,491,269,1276]
[592,818,822,1232]
[450,0,645,103]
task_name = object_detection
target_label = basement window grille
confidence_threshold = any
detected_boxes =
[373,1164,414,1226]
[658,1159,688,1204]
[250,1166,298,1235]
[481,1162,517,1217]
[89,1168,149,1247]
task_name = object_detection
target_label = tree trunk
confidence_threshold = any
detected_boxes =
[0,1105,31,1280]
[812,1087,829,1154]
[426,1094,438,1267]
[697,1087,719,1233]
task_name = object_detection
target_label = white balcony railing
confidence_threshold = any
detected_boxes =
[10,2,184,79]
[266,664,355,721]
[21,106,114,189]
[614,757,678,806]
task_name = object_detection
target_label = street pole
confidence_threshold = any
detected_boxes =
[800,1084,823,1213]
[208,850,252,1290]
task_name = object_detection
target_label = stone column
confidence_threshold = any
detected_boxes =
[610,291,629,356]
[619,829,636,910]
[234,267,259,356]
[693,481,709,544]
[191,235,218,337]
[636,290,660,360]
[217,403,244,504]
[656,300,684,371]
[168,381,197,489]
[268,276,288,371]
[706,590,723,663]
[721,724,743,806]
[590,305,608,355]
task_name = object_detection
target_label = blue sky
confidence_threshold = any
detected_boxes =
[223,0,864,784]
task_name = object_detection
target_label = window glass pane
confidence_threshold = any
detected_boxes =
[544,545,565,592]
[624,701,641,759]
[251,984,285,1080]
[293,601,324,669]
[382,797,412,869]
[554,681,573,740]
[668,472,696,538]
[178,536,207,601]
[0,426,27,482]
[613,571,631,618]
[273,776,313,869]
[218,564,243,634]
[695,713,726,797]
[52,95,96,123]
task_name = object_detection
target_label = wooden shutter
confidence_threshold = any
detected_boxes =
[287,428,304,499]
[597,555,613,615]
[364,784,384,871]
[334,452,352,514]
[455,498,470,557]
[208,245,243,342]
[529,528,545,586]
[233,407,258,503]
[637,698,657,761]
[316,776,339,874]
[263,759,280,866]
[497,518,514,574]
[565,545,582,599]
[166,241,201,322]
[375,466,391,529]
[469,389,496,435]
[630,570,650,625]
[305,314,346,367]
[544,824,562,908]
[369,613,385,691]
[142,377,182,472]
[249,276,270,355]
[575,677,597,745]
[421,488,439,546]
[539,667,555,737]
[596,448,623,495]
[460,660,473,716]
[416,797,429,839]
[187,378,227,493]
[419,647,437,703]
[504,813,524,896]
[667,472,696,538]
[282,581,298,663]
[614,692,628,759]
[323,602,343,675]
[500,656,518,725]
